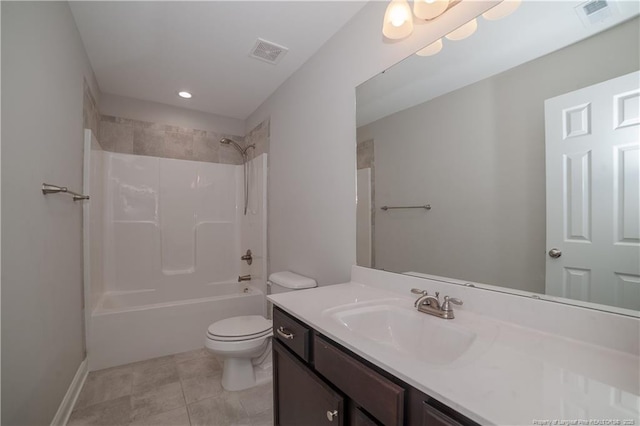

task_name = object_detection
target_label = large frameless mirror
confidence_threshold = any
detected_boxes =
[355,0,640,316]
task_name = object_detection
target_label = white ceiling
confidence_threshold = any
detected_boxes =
[357,0,640,126]
[70,1,367,120]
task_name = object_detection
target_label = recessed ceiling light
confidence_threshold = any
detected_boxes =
[178,91,192,99]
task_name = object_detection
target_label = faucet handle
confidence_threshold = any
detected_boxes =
[442,296,463,312]
[411,288,427,295]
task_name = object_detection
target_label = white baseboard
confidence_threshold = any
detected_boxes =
[50,358,88,426]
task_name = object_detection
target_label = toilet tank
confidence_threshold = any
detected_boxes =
[268,271,317,294]
[267,272,317,319]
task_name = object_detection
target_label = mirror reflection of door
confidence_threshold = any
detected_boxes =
[357,168,372,268]
[357,139,375,268]
[545,71,640,310]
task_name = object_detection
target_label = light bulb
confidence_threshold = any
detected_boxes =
[482,0,521,21]
[382,0,414,40]
[390,8,407,27]
[414,0,449,20]
[178,91,192,99]
[445,18,477,41]
[416,39,443,57]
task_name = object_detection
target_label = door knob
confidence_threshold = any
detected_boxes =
[326,410,338,422]
[548,248,562,258]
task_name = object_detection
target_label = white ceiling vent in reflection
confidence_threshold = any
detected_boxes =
[575,0,619,27]
[249,38,289,65]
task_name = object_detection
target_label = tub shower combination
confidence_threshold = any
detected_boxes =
[83,130,267,370]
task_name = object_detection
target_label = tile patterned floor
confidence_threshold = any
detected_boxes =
[68,349,273,426]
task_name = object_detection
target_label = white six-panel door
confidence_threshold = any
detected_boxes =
[545,71,640,311]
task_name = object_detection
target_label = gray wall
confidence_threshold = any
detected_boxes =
[1,3,99,424]
[100,93,245,136]
[358,18,640,293]
[245,1,492,286]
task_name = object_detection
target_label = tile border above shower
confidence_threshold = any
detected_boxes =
[99,114,245,164]
[98,115,270,165]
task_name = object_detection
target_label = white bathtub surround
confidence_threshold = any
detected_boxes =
[268,266,640,425]
[85,151,268,370]
[240,154,268,306]
[103,152,242,287]
[83,129,105,326]
[90,285,264,371]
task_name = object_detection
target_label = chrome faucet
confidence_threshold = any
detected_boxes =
[241,249,253,265]
[238,274,251,282]
[411,288,463,319]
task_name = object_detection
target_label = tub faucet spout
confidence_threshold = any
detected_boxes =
[238,275,251,282]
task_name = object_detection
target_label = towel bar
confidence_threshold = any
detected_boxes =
[42,183,89,201]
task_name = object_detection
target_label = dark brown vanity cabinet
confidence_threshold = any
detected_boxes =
[272,307,478,426]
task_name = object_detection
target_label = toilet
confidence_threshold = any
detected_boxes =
[205,271,317,391]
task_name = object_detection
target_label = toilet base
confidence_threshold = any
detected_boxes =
[220,342,273,391]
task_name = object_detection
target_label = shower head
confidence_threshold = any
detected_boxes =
[220,137,245,156]
[219,137,255,157]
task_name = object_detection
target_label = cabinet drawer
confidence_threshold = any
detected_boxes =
[273,307,311,362]
[314,335,404,426]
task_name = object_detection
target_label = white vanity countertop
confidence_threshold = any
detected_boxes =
[268,281,640,426]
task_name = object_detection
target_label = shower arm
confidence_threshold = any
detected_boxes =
[220,138,256,215]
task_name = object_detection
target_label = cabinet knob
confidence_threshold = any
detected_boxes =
[326,410,338,422]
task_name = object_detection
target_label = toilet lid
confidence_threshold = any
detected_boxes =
[207,315,272,339]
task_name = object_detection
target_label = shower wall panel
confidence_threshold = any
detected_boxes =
[104,152,241,292]
[240,155,268,298]
[85,129,105,311]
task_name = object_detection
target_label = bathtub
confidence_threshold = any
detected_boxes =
[88,282,265,370]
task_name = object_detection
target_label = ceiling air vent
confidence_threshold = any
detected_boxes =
[249,38,288,65]
[575,0,619,27]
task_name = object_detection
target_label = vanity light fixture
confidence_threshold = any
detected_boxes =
[178,91,192,99]
[445,18,478,41]
[414,0,522,56]
[415,38,443,56]
[383,0,453,40]
[382,0,414,40]
[413,0,450,20]
[482,0,521,21]
[382,0,516,58]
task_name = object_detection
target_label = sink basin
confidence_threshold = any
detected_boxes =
[329,304,478,366]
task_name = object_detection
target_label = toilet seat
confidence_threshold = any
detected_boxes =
[206,315,272,342]
[207,329,271,342]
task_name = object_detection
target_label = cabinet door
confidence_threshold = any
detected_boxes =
[421,402,464,426]
[350,405,380,426]
[314,335,404,426]
[273,339,344,426]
